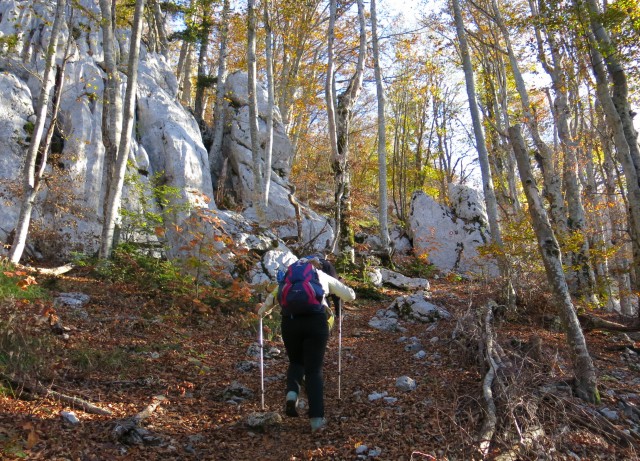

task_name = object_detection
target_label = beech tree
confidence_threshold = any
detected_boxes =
[510,124,599,404]
[9,0,67,264]
[247,0,266,223]
[328,0,366,263]
[99,0,146,259]
[263,0,275,206]
[370,0,391,254]
[209,0,230,183]
[99,0,123,199]
[451,0,503,249]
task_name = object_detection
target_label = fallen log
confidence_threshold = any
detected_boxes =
[578,314,640,332]
[0,374,112,415]
[35,382,112,415]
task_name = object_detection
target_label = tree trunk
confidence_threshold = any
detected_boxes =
[263,0,274,207]
[581,0,640,174]
[247,0,265,223]
[510,124,599,404]
[193,14,211,126]
[99,0,122,210]
[370,0,390,254]
[325,0,339,252]
[209,0,230,196]
[9,0,66,264]
[152,0,169,59]
[452,0,503,249]
[490,0,567,234]
[99,0,145,259]
[332,0,366,263]
[585,26,640,305]
[532,0,596,301]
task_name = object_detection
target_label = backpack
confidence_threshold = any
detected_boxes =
[277,259,325,315]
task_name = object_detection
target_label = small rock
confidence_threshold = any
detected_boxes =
[396,376,417,392]
[368,391,388,401]
[414,350,427,359]
[246,411,282,430]
[60,411,80,425]
[356,445,369,455]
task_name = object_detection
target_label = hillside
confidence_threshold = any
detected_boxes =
[1,266,640,460]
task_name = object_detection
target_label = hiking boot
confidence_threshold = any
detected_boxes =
[310,417,326,433]
[285,391,299,417]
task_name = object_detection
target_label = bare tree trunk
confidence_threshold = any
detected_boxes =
[490,0,567,235]
[152,0,169,59]
[9,0,66,264]
[183,46,195,108]
[193,13,211,125]
[99,0,123,209]
[99,0,145,259]
[370,0,390,254]
[263,0,274,207]
[510,124,599,404]
[452,0,503,248]
[532,0,597,301]
[331,0,366,263]
[581,0,640,172]
[325,0,339,252]
[209,0,230,194]
[247,0,265,223]
[585,26,640,306]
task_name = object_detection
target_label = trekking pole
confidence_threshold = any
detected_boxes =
[338,311,343,400]
[259,315,265,410]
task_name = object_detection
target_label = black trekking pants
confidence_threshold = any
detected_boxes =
[281,313,329,418]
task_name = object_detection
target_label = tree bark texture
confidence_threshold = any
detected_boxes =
[99,0,145,259]
[370,0,390,252]
[510,124,599,404]
[9,0,66,264]
[247,0,265,223]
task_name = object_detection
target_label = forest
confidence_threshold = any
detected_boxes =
[1,0,640,459]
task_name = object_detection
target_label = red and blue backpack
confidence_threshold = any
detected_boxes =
[277,259,325,315]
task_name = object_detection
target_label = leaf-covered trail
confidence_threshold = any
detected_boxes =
[2,275,640,460]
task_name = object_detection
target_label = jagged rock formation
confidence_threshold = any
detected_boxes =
[0,1,329,269]
[408,184,496,275]
[211,71,333,249]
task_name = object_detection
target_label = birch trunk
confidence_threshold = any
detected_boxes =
[99,0,145,259]
[370,0,390,252]
[247,0,265,223]
[510,124,599,404]
[9,0,66,264]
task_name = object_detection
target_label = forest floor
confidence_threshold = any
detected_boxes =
[2,269,640,460]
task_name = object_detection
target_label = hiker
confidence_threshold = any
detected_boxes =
[257,256,356,433]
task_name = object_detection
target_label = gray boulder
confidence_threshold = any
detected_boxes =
[408,188,496,275]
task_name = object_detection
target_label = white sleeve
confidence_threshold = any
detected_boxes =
[319,270,356,302]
